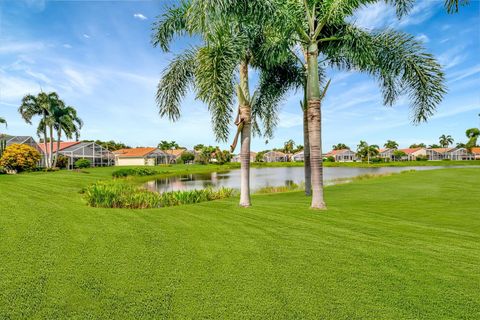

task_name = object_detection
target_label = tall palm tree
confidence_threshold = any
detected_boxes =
[52,105,83,168]
[258,0,446,209]
[0,117,6,128]
[153,0,281,207]
[283,139,295,154]
[19,92,61,168]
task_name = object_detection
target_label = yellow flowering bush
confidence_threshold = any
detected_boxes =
[0,144,41,172]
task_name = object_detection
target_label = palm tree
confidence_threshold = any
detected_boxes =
[0,117,6,128]
[439,134,454,160]
[253,0,446,209]
[283,139,295,154]
[465,128,479,152]
[445,0,469,13]
[52,105,83,168]
[153,1,282,207]
[356,141,380,162]
[333,143,349,150]
[384,140,399,149]
[19,92,63,168]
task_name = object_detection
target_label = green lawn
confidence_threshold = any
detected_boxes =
[0,167,479,319]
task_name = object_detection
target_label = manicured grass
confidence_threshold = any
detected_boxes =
[0,167,479,319]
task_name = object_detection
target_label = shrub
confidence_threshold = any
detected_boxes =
[0,144,41,172]
[416,155,429,161]
[83,181,234,209]
[370,157,382,163]
[112,167,158,178]
[0,166,5,174]
[177,151,195,164]
[256,182,304,194]
[324,156,335,162]
[75,159,91,168]
[56,155,69,169]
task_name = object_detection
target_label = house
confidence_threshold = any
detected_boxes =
[40,141,114,168]
[2,135,45,165]
[231,152,257,163]
[114,147,172,166]
[378,148,395,161]
[446,147,474,160]
[263,151,287,162]
[470,147,480,160]
[325,149,357,162]
[164,148,187,163]
[292,150,305,162]
[426,148,453,160]
[398,148,427,161]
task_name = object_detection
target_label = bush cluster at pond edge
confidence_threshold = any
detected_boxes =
[83,181,235,209]
[112,168,166,178]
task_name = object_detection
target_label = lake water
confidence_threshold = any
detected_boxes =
[144,166,461,193]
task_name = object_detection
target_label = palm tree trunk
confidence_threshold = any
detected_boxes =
[53,128,61,168]
[42,113,49,168]
[302,98,311,196]
[49,125,54,168]
[306,42,326,209]
[239,60,251,207]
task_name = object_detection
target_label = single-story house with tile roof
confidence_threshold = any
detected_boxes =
[398,147,427,161]
[425,148,453,160]
[445,147,475,160]
[231,152,257,163]
[325,149,357,162]
[163,148,187,163]
[114,147,172,166]
[40,141,114,168]
[378,148,395,161]
[263,151,287,162]
[292,150,305,162]
[470,147,480,160]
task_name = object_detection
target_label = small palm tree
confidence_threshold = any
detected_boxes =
[283,139,295,154]
[439,134,454,160]
[384,140,399,149]
[52,105,83,168]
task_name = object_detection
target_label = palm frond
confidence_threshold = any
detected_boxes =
[195,28,245,141]
[152,0,191,52]
[323,25,446,123]
[156,48,198,122]
[444,0,469,13]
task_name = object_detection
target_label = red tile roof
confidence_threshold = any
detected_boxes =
[429,148,453,153]
[326,149,352,155]
[470,147,480,154]
[399,147,423,154]
[38,141,81,154]
[113,147,158,157]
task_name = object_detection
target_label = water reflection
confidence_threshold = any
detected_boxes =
[144,166,467,193]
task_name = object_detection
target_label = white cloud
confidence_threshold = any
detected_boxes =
[448,65,480,83]
[83,34,90,39]
[63,44,72,49]
[63,67,98,94]
[0,42,45,54]
[415,34,429,43]
[133,13,147,20]
[438,46,468,70]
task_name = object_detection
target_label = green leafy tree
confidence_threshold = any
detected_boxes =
[384,140,399,149]
[429,144,441,148]
[465,128,479,152]
[393,150,407,161]
[178,151,195,164]
[158,140,180,150]
[409,143,426,148]
[356,141,380,162]
[283,139,295,154]
[332,143,349,150]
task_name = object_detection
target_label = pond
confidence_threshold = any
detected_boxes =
[144,166,457,193]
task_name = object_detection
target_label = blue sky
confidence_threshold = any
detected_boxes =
[0,0,479,151]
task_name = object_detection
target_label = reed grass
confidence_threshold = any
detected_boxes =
[83,181,234,208]
[112,167,163,178]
